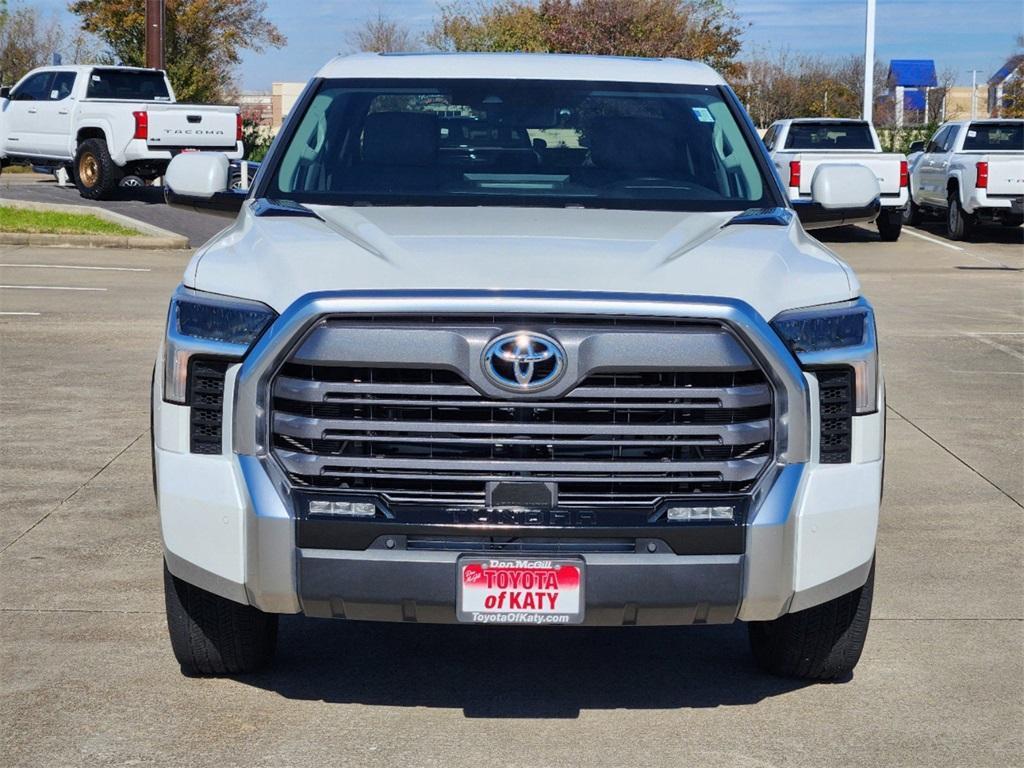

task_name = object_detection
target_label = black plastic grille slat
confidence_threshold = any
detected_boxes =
[816,368,853,464]
[189,360,230,455]
[271,318,775,507]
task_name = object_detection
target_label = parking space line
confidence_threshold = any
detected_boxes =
[0,311,41,316]
[963,332,1024,363]
[904,228,1017,269]
[0,263,150,272]
[903,228,964,252]
[0,284,106,291]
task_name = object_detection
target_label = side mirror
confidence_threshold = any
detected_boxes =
[908,140,925,154]
[0,86,10,99]
[793,164,881,230]
[164,152,245,216]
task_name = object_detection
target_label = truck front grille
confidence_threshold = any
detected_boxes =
[269,317,774,509]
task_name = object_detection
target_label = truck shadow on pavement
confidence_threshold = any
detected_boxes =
[235,616,815,717]
[812,222,1023,246]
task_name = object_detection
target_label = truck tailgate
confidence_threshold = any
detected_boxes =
[796,153,902,195]
[985,156,1024,196]
[145,105,238,150]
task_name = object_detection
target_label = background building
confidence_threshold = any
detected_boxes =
[988,54,1023,117]
[271,82,306,132]
[883,59,940,127]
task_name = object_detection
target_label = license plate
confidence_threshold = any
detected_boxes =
[457,557,584,625]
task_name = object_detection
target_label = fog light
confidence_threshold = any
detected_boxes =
[308,500,377,517]
[666,505,735,522]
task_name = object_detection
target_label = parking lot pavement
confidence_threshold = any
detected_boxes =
[0,173,227,246]
[1,231,1022,768]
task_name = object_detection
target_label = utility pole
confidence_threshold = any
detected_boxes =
[968,69,982,119]
[863,0,876,122]
[146,0,165,70]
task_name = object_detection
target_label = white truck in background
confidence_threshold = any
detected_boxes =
[0,65,243,199]
[905,120,1024,240]
[765,118,908,241]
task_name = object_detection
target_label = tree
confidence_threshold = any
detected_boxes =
[68,0,286,103]
[0,1,62,85]
[1000,65,1024,118]
[736,47,886,127]
[428,0,744,77]
[997,35,1024,118]
[349,9,417,53]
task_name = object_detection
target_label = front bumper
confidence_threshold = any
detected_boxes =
[300,549,742,625]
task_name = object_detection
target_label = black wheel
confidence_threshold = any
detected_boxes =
[902,198,923,226]
[876,209,903,241]
[748,560,874,680]
[163,561,278,675]
[73,138,121,200]
[946,190,974,241]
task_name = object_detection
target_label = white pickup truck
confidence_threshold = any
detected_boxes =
[765,118,908,241]
[153,53,886,681]
[0,65,243,199]
[905,119,1024,239]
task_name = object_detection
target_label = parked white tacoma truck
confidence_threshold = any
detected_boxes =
[765,118,908,241]
[155,53,885,680]
[905,119,1024,239]
[0,65,243,199]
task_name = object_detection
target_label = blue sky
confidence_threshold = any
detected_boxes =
[31,0,1023,89]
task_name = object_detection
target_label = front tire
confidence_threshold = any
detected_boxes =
[74,138,121,200]
[876,209,903,241]
[946,190,974,241]
[163,561,278,675]
[748,560,874,680]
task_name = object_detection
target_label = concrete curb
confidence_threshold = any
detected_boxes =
[0,197,190,249]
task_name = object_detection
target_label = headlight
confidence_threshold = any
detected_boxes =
[163,286,276,404]
[771,298,878,414]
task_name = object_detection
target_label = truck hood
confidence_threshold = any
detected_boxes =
[185,204,857,320]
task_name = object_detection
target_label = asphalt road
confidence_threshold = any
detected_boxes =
[0,222,1021,767]
[0,173,228,246]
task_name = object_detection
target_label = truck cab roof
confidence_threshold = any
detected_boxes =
[315,52,726,86]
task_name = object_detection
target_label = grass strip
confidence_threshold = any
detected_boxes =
[0,206,139,236]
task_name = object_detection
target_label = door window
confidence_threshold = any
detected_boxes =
[48,72,76,101]
[762,125,778,151]
[939,125,960,153]
[11,72,53,102]
[926,126,951,154]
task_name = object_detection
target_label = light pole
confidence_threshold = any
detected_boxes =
[863,0,876,122]
[968,69,983,119]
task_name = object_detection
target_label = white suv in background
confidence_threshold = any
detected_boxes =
[154,53,885,681]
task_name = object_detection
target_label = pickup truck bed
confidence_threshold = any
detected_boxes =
[765,119,908,241]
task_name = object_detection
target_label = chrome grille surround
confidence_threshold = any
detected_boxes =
[233,291,811,509]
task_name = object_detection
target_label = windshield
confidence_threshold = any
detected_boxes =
[264,78,773,211]
[86,69,171,101]
[963,122,1024,151]
[784,122,875,150]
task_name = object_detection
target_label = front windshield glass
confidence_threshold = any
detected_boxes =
[264,78,772,211]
